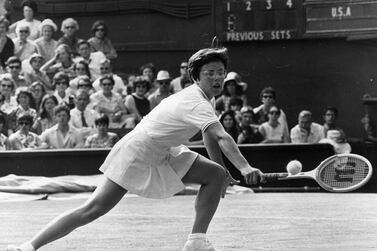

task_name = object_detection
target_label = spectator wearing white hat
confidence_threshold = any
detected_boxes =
[34,18,58,62]
[148,70,172,110]
[24,53,52,90]
[215,71,247,114]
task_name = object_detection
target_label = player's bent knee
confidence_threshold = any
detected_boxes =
[208,164,227,185]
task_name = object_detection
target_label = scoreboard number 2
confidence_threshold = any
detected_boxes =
[245,1,252,11]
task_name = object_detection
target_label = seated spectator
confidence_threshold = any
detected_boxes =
[70,90,98,140]
[8,113,42,150]
[69,60,91,94]
[76,75,94,95]
[148,70,172,110]
[8,90,37,134]
[88,20,117,60]
[75,40,106,81]
[57,18,82,56]
[124,75,151,124]
[5,56,27,91]
[170,61,189,93]
[41,44,75,80]
[258,105,290,144]
[39,104,83,149]
[90,75,135,128]
[28,80,46,111]
[253,86,289,135]
[319,129,351,154]
[24,53,52,90]
[290,110,324,143]
[52,72,74,106]
[215,72,247,114]
[140,62,157,96]
[34,18,58,62]
[0,16,14,71]
[31,94,57,135]
[322,106,346,138]
[12,24,37,62]
[237,106,263,144]
[85,114,119,148]
[219,110,239,141]
[8,0,41,40]
[92,59,124,95]
[0,73,18,114]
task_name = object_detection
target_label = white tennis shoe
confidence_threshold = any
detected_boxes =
[182,237,217,251]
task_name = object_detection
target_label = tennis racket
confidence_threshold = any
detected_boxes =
[263,153,373,192]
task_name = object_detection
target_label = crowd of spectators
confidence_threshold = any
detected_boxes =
[0,0,351,153]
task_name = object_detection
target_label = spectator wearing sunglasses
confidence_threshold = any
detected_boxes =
[258,105,290,143]
[88,20,117,60]
[92,59,124,95]
[8,113,42,150]
[148,70,172,110]
[12,24,37,62]
[0,73,17,114]
[170,61,190,93]
[5,56,28,91]
[253,86,289,138]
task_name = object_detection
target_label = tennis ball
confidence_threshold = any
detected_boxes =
[286,160,302,175]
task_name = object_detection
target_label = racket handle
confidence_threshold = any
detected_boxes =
[263,173,289,182]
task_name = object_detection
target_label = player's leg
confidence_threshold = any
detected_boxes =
[181,155,226,251]
[9,177,127,251]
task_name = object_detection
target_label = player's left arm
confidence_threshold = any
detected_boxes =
[203,122,264,185]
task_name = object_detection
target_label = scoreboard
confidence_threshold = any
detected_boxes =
[215,0,377,41]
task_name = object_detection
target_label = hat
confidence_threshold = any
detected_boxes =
[156,70,171,81]
[39,18,57,33]
[29,53,44,63]
[224,72,248,92]
[319,130,351,154]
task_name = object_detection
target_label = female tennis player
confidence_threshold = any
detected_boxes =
[8,47,264,251]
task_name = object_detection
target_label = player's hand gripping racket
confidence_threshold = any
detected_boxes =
[263,154,373,192]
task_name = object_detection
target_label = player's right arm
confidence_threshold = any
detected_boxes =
[203,122,264,185]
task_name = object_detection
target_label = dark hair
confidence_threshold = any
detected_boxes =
[5,56,22,66]
[16,90,33,105]
[91,20,108,37]
[260,86,276,100]
[323,106,338,117]
[53,72,69,87]
[139,63,156,78]
[22,0,38,13]
[133,75,151,92]
[188,47,229,82]
[223,80,243,96]
[95,114,109,126]
[54,104,70,118]
[17,113,34,125]
[40,94,58,119]
[74,60,91,79]
[219,110,239,141]
[99,75,115,86]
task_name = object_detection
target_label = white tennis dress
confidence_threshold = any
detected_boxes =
[100,84,219,198]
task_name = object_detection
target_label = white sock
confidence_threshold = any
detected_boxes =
[19,242,35,251]
[188,233,206,240]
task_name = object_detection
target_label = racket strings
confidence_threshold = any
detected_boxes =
[319,156,370,188]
